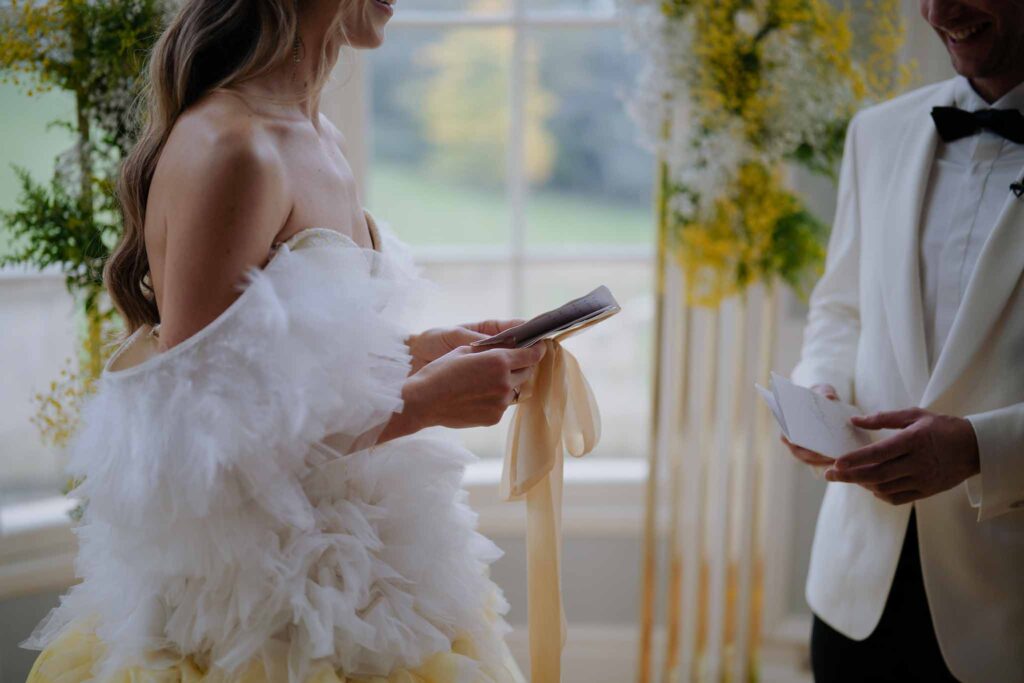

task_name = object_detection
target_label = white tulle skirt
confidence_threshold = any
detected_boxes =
[21,227,524,683]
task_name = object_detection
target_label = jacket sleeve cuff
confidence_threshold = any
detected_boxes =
[965,407,1024,522]
[965,473,982,509]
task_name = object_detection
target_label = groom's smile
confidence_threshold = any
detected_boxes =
[920,0,1024,101]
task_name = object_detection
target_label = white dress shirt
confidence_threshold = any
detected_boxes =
[919,76,1024,369]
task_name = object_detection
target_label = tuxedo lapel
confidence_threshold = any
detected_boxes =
[921,164,1024,408]
[879,82,955,404]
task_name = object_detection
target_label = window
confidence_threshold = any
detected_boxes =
[0,83,78,506]
[364,0,656,461]
[0,2,656,503]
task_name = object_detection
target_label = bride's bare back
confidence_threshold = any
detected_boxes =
[145,89,371,350]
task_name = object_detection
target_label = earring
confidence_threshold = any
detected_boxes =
[292,35,304,63]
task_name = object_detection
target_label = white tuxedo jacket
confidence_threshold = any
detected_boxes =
[793,77,1024,683]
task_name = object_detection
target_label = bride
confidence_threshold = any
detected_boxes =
[20,1,545,682]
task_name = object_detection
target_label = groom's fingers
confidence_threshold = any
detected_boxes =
[811,384,839,401]
[872,476,917,495]
[851,408,927,430]
[835,430,917,470]
[876,489,921,506]
[827,453,916,485]
[781,436,833,466]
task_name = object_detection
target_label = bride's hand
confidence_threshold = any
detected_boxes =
[407,319,525,373]
[379,343,546,441]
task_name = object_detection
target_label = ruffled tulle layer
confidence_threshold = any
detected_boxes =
[26,628,526,683]
[21,228,516,683]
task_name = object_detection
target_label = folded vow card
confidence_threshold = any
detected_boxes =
[756,372,872,459]
[471,285,621,349]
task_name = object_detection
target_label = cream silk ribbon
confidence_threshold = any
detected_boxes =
[500,335,601,683]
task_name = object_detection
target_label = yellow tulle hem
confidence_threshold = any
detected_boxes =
[25,630,525,683]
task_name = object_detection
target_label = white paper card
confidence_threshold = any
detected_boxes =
[755,383,788,438]
[755,372,872,459]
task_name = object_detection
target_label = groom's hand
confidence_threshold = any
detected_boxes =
[825,409,981,505]
[407,319,524,373]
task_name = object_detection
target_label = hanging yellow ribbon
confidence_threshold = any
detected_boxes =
[500,336,601,683]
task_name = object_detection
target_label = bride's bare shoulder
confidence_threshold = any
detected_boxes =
[147,91,290,252]
[147,92,292,350]
[155,92,288,197]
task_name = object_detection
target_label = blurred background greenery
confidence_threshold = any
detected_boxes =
[1,19,654,251]
[0,86,76,252]
[367,20,654,246]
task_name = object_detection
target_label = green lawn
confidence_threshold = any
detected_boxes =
[1,84,655,252]
[368,162,655,246]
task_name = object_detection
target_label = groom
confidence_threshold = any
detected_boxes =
[785,1,1024,681]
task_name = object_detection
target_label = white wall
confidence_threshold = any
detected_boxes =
[0,271,77,503]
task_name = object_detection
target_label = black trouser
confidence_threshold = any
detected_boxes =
[811,510,961,683]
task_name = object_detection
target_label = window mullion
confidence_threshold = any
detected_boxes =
[507,0,528,318]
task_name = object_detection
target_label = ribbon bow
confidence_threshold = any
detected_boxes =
[500,337,601,683]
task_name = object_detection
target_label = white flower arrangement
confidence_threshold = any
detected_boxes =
[619,0,911,305]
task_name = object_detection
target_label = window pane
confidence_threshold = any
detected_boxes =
[391,0,509,15]
[0,84,75,253]
[524,260,653,459]
[524,27,654,246]
[368,27,510,246]
[525,0,615,14]
[1,85,78,503]
[410,261,514,331]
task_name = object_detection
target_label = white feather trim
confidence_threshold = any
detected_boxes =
[21,228,510,683]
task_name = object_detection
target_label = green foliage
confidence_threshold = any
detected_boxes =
[647,0,912,305]
[1,0,168,156]
[0,0,165,480]
[415,7,555,190]
[785,118,848,183]
[0,0,167,326]
[763,206,827,297]
[0,167,118,306]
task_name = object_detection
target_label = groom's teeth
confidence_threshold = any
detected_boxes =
[946,24,985,42]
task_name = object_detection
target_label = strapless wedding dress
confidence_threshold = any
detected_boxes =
[21,217,525,683]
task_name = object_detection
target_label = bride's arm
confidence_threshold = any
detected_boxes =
[377,343,547,443]
[154,118,290,350]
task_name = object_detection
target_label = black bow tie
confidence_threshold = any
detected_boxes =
[931,106,1024,144]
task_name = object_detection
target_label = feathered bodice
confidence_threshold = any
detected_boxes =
[22,225,512,683]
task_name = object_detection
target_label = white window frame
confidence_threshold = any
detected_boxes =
[320,6,812,648]
[325,4,652,312]
[320,3,664,546]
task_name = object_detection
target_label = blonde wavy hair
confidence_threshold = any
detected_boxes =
[107,0,346,332]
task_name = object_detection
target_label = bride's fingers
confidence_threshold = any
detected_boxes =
[505,344,547,370]
[462,319,526,336]
[511,365,535,386]
[441,327,487,348]
[508,366,536,402]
